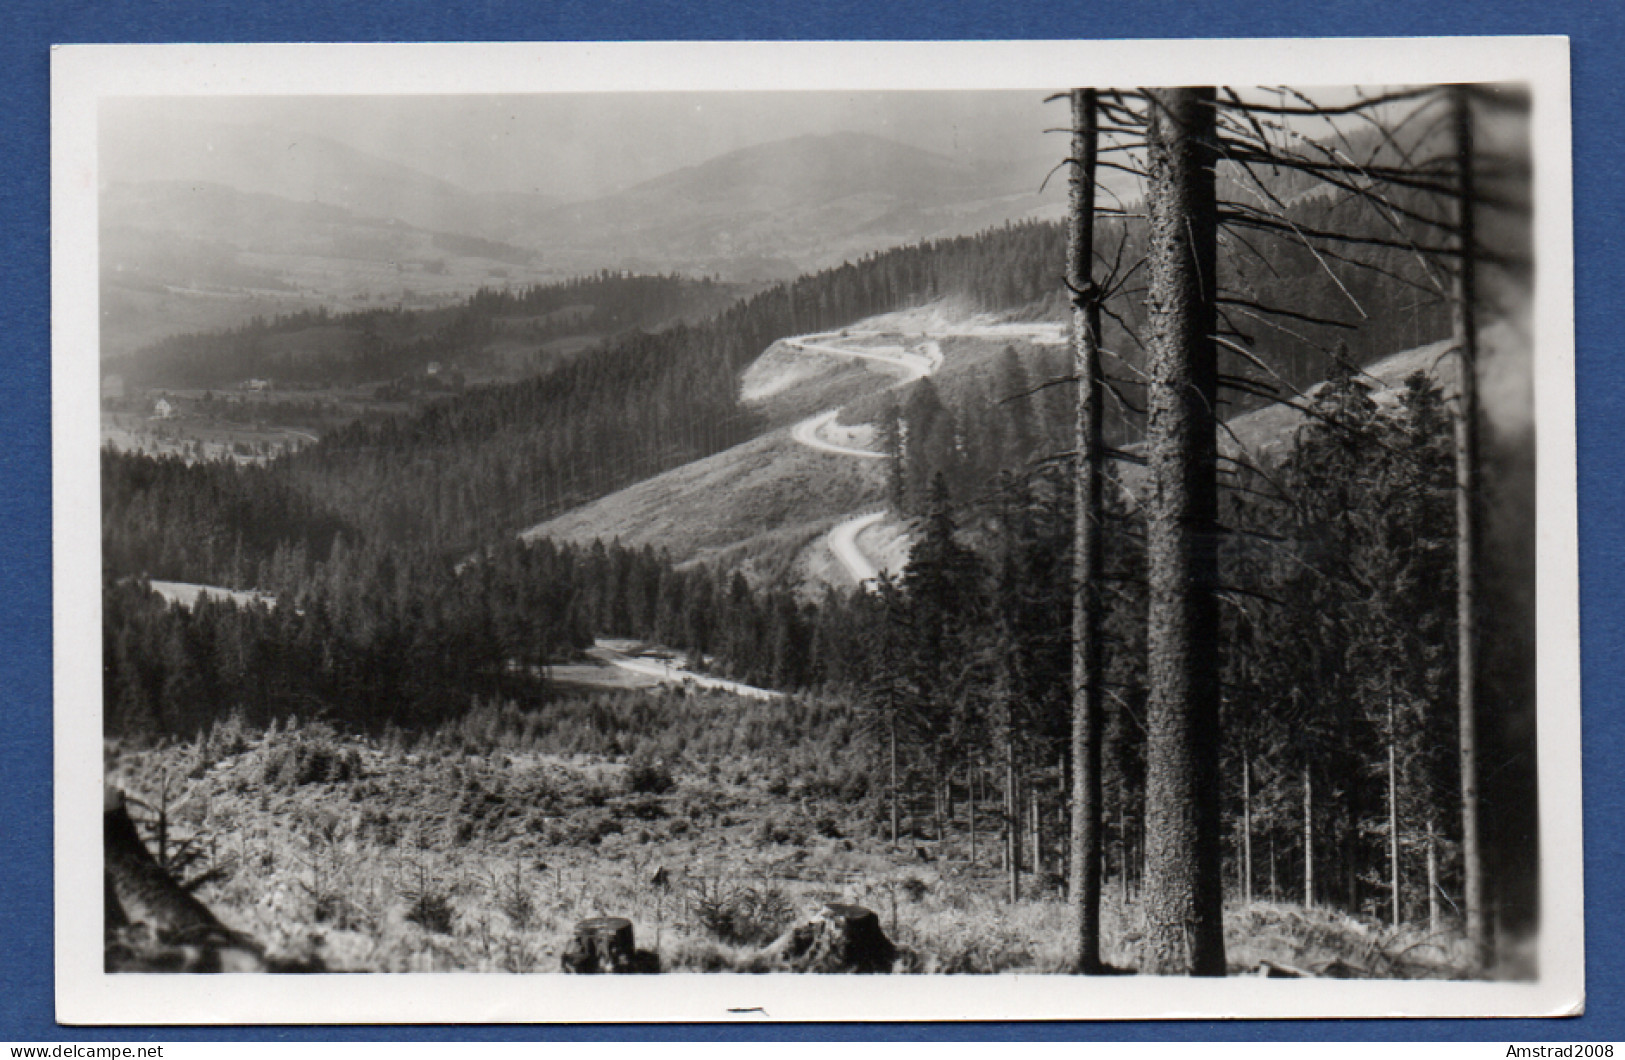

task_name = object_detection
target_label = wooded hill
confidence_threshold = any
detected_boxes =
[269,222,1067,556]
[112,271,754,390]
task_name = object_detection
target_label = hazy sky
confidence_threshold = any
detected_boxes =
[102,92,1063,201]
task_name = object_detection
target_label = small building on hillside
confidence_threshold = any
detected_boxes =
[153,398,174,419]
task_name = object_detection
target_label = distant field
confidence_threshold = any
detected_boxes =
[548,661,663,693]
[148,580,275,611]
[101,412,318,465]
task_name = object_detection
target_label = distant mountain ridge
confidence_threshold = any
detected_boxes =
[101,120,562,236]
[99,179,561,361]
[527,131,1064,276]
[103,180,536,264]
[99,126,1076,361]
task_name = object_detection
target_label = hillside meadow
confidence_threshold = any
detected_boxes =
[104,691,1482,978]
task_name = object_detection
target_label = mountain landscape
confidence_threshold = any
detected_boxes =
[97,87,1540,987]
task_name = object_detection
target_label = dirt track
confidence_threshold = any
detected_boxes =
[586,640,781,700]
[825,511,888,586]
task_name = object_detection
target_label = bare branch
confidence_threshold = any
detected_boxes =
[1215,295,1358,330]
[1218,86,1436,117]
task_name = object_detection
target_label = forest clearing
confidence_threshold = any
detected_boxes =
[103,700,1489,977]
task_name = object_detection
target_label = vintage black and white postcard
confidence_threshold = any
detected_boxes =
[52,38,1580,1022]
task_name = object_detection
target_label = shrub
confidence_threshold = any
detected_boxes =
[624,752,675,795]
[492,864,535,931]
[620,795,667,821]
[689,879,797,947]
[583,812,623,845]
[548,810,623,847]
[357,807,400,847]
[190,712,252,776]
[400,864,455,935]
[754,819,798,846]
[406,891,455,935]
[256,726,361,788]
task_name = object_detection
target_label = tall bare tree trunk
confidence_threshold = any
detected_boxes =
[1242,755,1253,907]
[1450,82,1487,974]
[1427,815,1440,934]
[1058,752,1069,878]
[1303,764,1315,908]
[970,762,980,865]
[1116,792,1128,900]
[1031,795,1042,879]
[933,757,944,843]
[1140,86,1226,977]
[1006,740,1021,904]
[1067,85,1107,975]
[1346,771,1361,913]
[1389,695,1402,929]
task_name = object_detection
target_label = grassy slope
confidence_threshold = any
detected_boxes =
[520,427,887,569]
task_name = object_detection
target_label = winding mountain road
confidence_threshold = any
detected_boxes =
[781,319,1064,586]
[826,511,888,586]
[778,330,946,586]
[790,409,888,460]
[781,334,942,384]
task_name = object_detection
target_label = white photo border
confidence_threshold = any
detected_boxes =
[52,37,1580,1024]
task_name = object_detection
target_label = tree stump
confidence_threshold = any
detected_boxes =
[769,903,896,973]
[561,916,637,973]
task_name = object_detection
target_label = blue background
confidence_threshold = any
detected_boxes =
[4,0,1620,1043]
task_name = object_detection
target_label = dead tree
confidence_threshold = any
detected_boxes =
[1449,82,1486,971]
[1065,85,1108,975]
